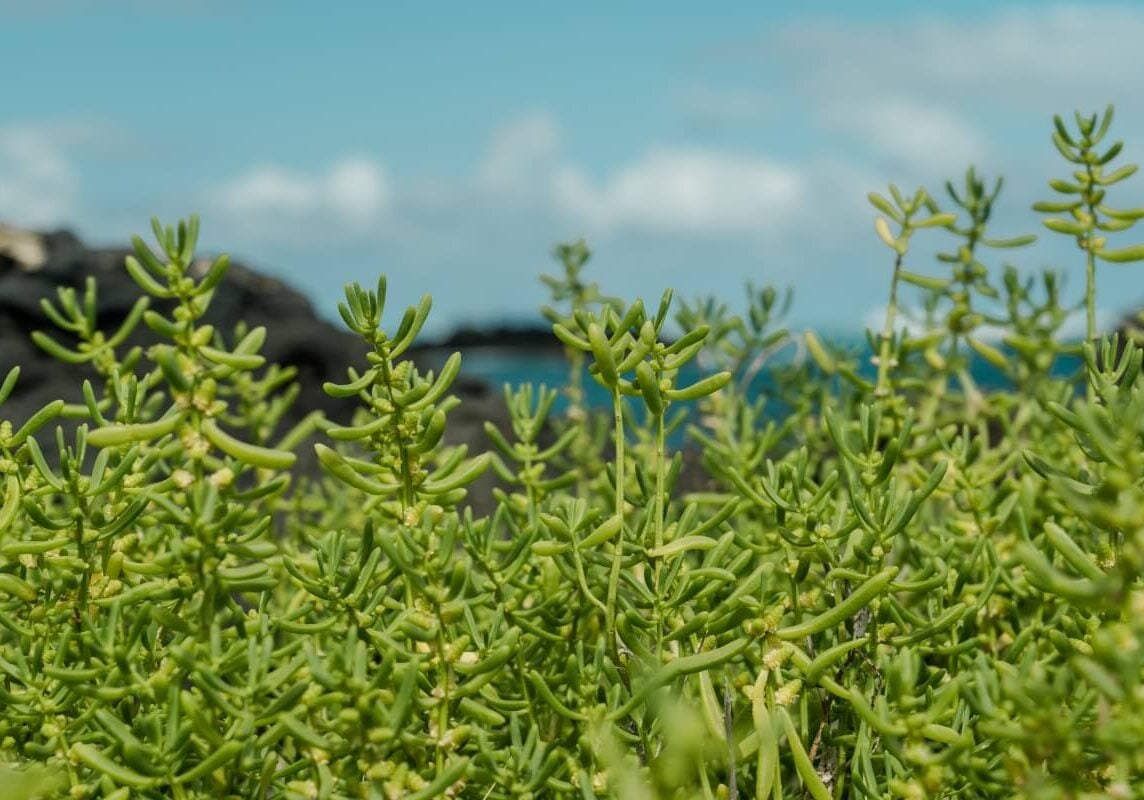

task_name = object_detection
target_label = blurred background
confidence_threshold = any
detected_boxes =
[3,0,1144,344]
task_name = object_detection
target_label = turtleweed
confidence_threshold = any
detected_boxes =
[1,107,1144,800]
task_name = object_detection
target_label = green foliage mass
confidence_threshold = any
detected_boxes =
[2,106,1144,800]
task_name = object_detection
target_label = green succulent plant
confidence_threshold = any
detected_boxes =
[1,105,1143,800]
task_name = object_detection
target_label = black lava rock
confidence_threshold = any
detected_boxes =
[0,222,515,513]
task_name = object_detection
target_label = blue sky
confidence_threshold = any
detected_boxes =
[3,1,1144,338]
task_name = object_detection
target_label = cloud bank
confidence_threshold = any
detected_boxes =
[6,4,1144,332]
[0,126,79,228]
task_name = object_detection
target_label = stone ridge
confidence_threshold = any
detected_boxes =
[1,225,362,429]
[0,224,513,508]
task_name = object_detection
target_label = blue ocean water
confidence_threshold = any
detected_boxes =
[443,338,1082,414]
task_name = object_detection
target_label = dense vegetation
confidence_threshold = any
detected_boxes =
[2,106,1143,799]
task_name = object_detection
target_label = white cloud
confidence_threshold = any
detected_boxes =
[861,305,934,338]
[402,112,813,241]
[825,98,989,172]
[674,86,771,126]
[1057,307,1116,340]
[218,168,313,215]
[324,158,390,222]
[768,5,1144,110]
[739,5,1144,189]
[217,156,389,227]
[476,112,562,197]
[554,148,806,237]
[0,126,79,227]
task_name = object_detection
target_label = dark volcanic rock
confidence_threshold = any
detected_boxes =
[1,223,364,431]
[1117,308,1144,344]
[0,223,512,512]
[420,323,560,352]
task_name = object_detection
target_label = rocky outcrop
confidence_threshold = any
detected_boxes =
[431,323,560,352]
[1,226,363,428]
[1117,308,1144,343]
[0,223,49,270]
[0,224,515,510]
